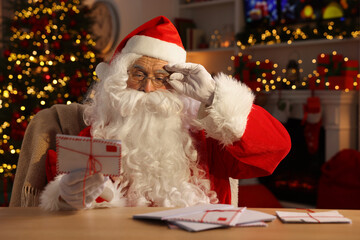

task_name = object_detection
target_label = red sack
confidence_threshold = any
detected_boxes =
[317,149,360,209]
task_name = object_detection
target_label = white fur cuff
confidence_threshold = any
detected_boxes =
[39,175,126,211]
[39,174,75,211]
[194,73,255,145]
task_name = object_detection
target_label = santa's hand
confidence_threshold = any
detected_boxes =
[59,169,108,210]
[165,63,215,105]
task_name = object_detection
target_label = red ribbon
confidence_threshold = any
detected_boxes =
[82,137,102,207]
[200,209,244,225]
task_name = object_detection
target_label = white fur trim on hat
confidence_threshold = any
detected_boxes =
[121,35,186,64]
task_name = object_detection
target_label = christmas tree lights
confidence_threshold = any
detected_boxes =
[0,0,102,178]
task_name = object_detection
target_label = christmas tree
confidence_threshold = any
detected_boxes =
[0,0,102,205]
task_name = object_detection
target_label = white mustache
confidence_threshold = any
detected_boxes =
[112,89,184,117]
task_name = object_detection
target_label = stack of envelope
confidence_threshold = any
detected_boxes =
[133,204,276,232]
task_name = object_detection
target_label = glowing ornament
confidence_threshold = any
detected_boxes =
[301,5,315,19]
[323,2,344,19]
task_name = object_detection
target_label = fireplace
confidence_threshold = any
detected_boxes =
[259,90,359,205]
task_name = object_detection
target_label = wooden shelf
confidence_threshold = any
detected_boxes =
[242,38,360,51]
[179,0,235,9]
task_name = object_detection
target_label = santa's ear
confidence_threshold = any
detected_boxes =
[95,62,110,80]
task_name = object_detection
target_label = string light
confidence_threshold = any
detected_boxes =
[233,49,359,92]
[0,0,101,178]
[237,20,359,50]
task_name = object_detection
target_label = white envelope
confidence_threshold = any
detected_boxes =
[165,207,246,226]
[276,210,352,223]
[56,134,121,176]
[133,204,276,232]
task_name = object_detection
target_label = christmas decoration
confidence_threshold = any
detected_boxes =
[233,54,251,81]
[271,99,291,124]
[232,49,359,92]
[234,12,360,93]
[309,75,360,90]
[308,52,360,91]
[341,59,359,76]
[285,60,301,88]
[236,18,360,49]
[233,53,277,92]
[317,149,360,209]
[302,96,322,155]
[0,0,102,184]
[317,53,343,76]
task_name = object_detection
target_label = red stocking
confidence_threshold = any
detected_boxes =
[302,97,322,155]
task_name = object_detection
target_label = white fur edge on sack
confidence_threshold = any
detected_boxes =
[193,73,255,145]
[39,175,125,211]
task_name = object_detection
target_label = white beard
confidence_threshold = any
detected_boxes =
[84,88,217,207]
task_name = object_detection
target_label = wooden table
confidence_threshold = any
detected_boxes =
[1,207,359,240]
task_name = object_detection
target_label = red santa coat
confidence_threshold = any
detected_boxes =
[45,104,291,205]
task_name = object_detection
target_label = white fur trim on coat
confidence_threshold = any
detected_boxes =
[122,35,186,64]
[39,175,125,211]
[194,73,255,145]
[307,111,322,124]
[39,174,74,211]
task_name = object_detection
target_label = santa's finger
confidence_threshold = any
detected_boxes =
[168,72,184,82]
[165,63,199,74]
[167,79,185,94]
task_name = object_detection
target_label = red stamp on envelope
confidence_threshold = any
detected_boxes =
[106,145,117,152]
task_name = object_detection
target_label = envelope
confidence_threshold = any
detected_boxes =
[56,134,121,176]
[276,210,352,223]
[133,204,276,232]
[165,207,246,226]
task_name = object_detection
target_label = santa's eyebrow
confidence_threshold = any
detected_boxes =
[132,64,146,71]
[131,64,169,75]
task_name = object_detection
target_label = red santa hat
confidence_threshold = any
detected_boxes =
[110,16,186,64]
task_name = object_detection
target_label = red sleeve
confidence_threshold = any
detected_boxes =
[211,105,291,179]
[45,149,58,183]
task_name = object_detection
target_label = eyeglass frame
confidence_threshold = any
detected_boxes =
[127,65,171,89]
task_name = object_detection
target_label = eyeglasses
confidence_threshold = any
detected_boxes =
[128,69,170,88]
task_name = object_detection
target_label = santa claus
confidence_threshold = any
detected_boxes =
[10,16,291,211]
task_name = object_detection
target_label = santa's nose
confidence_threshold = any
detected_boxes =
[141,78,156,93]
